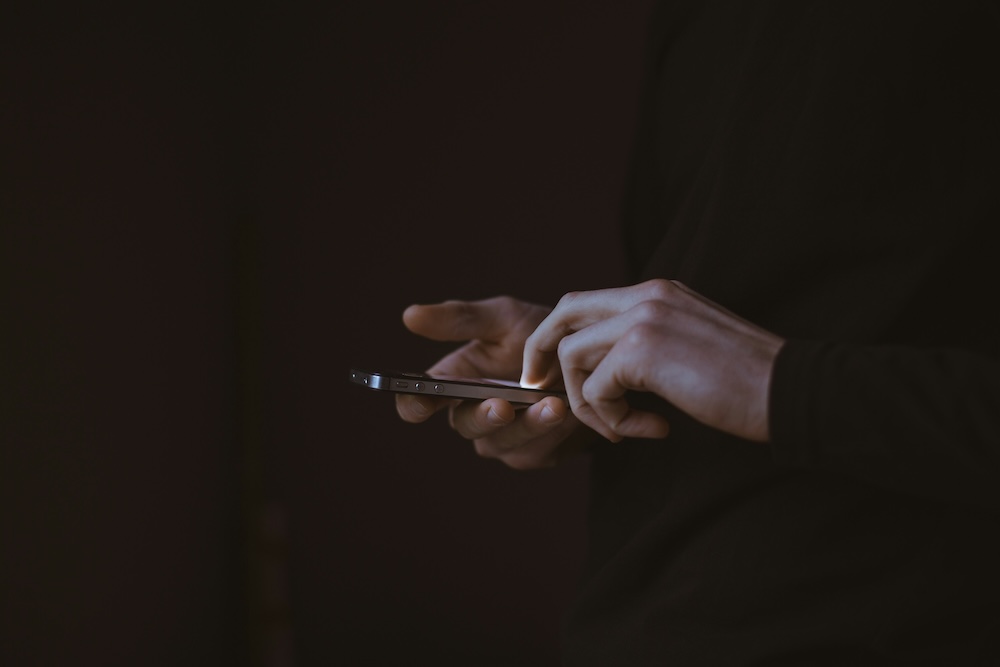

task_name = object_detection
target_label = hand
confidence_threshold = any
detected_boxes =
[396,296,588,469]
[520,279,785,443]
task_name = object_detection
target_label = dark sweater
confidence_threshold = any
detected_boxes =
[563,2,1000,664]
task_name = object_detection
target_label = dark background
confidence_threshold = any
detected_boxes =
[1,2,652,665]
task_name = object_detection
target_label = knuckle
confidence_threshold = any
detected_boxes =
[579,393,616,432]
[557,290,582,310]
[631,298,669,321]
[620,321,659,354]
[572,398,599,425]
[556,334,577,362]
[641,278,676,302]
[579,382,598,407]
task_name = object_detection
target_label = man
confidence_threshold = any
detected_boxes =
[398,2,1000,663]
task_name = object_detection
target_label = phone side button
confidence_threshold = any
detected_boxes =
[394,380,409,389]
[434,384,444,393]
[414,382,424,391]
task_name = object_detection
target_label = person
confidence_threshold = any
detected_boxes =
[397,2,1000,664]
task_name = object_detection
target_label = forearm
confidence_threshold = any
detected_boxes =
[770,339,1000,511]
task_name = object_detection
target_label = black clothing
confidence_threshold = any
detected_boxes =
[563,2,1000,664]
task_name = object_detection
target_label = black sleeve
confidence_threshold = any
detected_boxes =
[770,338,1000,511]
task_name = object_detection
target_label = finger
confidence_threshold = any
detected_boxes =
[520,290,618,387]
[451,395,568,445]
[551,307,660,442]
[555,307,645,376]
[395,393,456,423]
[581,350,670,440]
[403,297,526,344]
[521,282,670,386]
[564,387,623,443]
[560,365,623,442]
[475,398,576,470]
[517,349,562,391]
[448,398,518,440]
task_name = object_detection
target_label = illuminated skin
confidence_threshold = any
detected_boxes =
[522,279,785,446]
[397,280,785,469]
[395,296,582,470]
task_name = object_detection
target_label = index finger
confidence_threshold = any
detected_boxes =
[521,280,692,387]
[520,286,641,387]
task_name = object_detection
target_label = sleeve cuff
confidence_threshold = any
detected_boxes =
[768,338,835,469]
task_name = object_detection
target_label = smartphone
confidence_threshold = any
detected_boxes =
[349,368,567,405]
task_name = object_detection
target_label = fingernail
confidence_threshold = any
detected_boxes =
[539,405,563,424]
[519,371,540,389]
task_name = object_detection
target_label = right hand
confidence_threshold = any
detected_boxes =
[396,296,589,469]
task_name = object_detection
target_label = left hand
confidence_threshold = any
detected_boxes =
[395,296,587,469]
[520,279,785,443]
